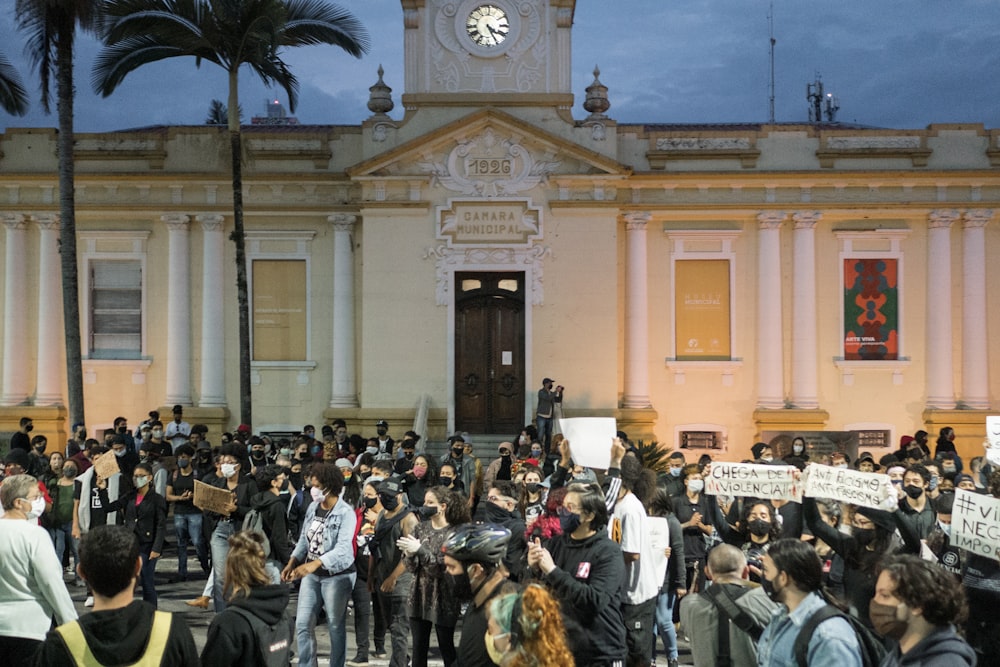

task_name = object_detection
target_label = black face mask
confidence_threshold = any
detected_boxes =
[485,502,511,522]
[117,426,127,434]
[760,575,780,602]
[439,476,453,487]
[451,448,464,458]
[525,482,541,494]
[903,484,924,499]
[404,451,414,460]
[417,505,438,518]
[363,496,378,510]
[854,528,877,546]
[33,445,46,454]
[380,493,400,511]
[748,519,771,537]
[251,450,265,460]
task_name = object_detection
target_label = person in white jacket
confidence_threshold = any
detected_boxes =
[0,474,77,662]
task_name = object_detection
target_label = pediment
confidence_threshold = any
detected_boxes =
[347,108,628,197]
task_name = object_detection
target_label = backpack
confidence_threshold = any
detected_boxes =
[229,606,292,667]
[793,604,887,667]
[242,508,271,558]
[703,583,765,667]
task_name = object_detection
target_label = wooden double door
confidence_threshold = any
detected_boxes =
[454,272,525,434]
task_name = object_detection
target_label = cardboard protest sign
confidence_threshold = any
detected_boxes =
[704,462,802,502]
[193,480,235,515]
[986,416,1000,467]
[647,516,670,586]
[558,417,616,470]
[92,450,121,482]
[802,463,897,511]
[952,488,1000,561]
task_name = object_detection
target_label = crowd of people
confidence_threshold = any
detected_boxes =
[0,408,996,667]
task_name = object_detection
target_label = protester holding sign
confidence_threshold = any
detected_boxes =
[961,469,1000,665]
[707,496,782,583]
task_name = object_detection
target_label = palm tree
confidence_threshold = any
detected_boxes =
[205,98,243,125]
[0,52,29,116]
[94,0,369,425]
[15,0,103,430]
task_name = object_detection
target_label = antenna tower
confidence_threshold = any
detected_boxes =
[768,1,776,123]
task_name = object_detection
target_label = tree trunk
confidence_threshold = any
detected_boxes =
[56,17,85,427]
[229,70,251,426]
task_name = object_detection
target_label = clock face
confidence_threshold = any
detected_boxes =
[466,4,509,48]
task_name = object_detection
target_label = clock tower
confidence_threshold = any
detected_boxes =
[400,0,576,108]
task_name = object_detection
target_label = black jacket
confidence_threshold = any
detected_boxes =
[482,502,528,582]
[201,584,293,666]
[35,600,198,667]
[98,487,167,554]
[251,491,293,564]
[543,529,626,665]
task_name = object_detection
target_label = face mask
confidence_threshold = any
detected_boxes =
[558,507,582,534]
[486,502,511,522]
[221,463,238,478]
[63,467,77,478]
[310,487,326,503]
[439,476,453,487]
[177,458,190,469]
[530,449,543,459]
[33,445,46,454]
[380,493,400,511]
[903,484,924,499]
[793,445,804,455]
[25,424,33,432]
[869,600,908,640]
[404,451,415,460]
[854,527,876,546]
[113,448,127,458]
[412,466,427,479]
[377,428,387,436]
[451,447,464,457]
[525,482,541,494]
[366,446,379,456]
[687,479,704,493]
[118,426,127,434]
[417,505,438,518]
[311,445,322,455]
[22,496,45,520]
[485,630,506,665]
[363,496,378,510]
[929,476,939,491]
[449,568,474,601]
[134,475,149,488]
[748,519,771,537]
[198,453,211,463]
[500,452,511,460]
[151,430,163,439]
[279,448,293,458]
[835,463,848,469]
[760,574,781,602]
[938,521,951,536]
[669,467,682,477]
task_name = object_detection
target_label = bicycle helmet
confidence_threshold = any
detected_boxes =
[441,523,511,565]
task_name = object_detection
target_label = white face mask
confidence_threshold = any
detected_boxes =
[938,521,951,536]
[793,445,804,454]
[220,463,238,478]
[688,479,705,493]
[310,487,326,503]
[22,496,45,520]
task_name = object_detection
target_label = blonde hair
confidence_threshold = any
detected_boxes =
[224,530,271,600]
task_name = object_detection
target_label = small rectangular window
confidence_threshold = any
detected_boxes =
[854,429,891,449]
[90,260,142,359]
[681,431,721,450]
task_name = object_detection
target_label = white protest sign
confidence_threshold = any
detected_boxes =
[559,417,616,470]
[952,488,1000,561]
[647,516,670,586]
[986,416,1000,467]
[704,462,802,502]
[802,463,897,511]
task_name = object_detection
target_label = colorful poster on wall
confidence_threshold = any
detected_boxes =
[844,258,898,360]
[675,260,731,360]
[253,259,307,361]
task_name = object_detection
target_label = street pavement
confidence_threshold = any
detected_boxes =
[60,548,694,665]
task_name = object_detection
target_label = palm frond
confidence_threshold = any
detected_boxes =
[0,53,29,116]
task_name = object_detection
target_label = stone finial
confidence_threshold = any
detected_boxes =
[367,65,394,116]
[583,66,610,119]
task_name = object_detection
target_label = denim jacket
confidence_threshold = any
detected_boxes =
[756,591,862,667]
[291,497,357,575]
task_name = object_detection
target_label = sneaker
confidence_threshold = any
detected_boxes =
[346,658,370,667]
[84,596,94,607]
[72,577,87,588]
[372,650,388,659]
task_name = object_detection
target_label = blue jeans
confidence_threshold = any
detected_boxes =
[139,544,158,608]
[49,521,78,571]
[174,512,207,577]
[536,415,554,452]
[295,570,356,667]
[210,520,235,612]
[654,588,679,660]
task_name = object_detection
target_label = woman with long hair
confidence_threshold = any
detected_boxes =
[398,487,471,667]
[516,465,546,527]
[486,584,576,667]
[525,486,566,550]
[404,454,437,508]
[200,530,292,665]
[647,488,686,667]
[708,498,782,582]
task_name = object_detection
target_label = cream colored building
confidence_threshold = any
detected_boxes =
[1,0,998,462]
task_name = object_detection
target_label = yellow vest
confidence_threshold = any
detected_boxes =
[55,610,172,667]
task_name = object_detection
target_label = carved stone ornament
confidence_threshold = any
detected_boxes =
[826,136,921,149]
[424,243,551,305]
[418,127,561,197]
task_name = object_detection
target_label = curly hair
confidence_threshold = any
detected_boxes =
[426,486,471,526]
[493,584,575,667]
[310,462,345,498]
[879,554,967,626]
[224,531,271,600]
[739,500,782,543]
[526,486,566,542]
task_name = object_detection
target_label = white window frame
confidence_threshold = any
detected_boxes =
[834,230,911,384]
[79,231,150,361]
[664,229,743,383]
[246,230,316,369]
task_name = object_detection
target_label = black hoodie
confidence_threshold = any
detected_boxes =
[880,624,976,666]
[35,601,198,667]
[201,584,293,666]
[251,490,293,564]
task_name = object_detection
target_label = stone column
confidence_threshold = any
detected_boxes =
[198,214,227,406]
[756,212,787,409]
[329,214,358,408]
[926,210,958,409]
[35,214,65,405]
[623,212,652,408]
[1,214,30,405]
[961,209,993,409]
[790,211,821,408]
[163,214,191,405]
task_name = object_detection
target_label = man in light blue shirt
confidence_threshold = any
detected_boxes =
[756,539,862,667]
